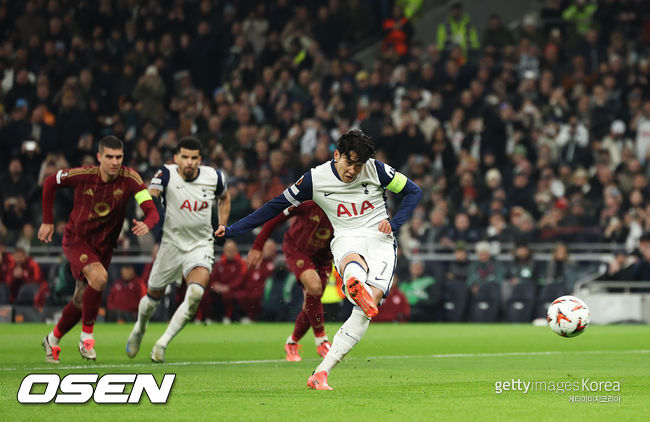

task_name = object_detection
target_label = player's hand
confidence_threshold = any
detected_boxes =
[214,225,226,238]
[247,249,263,268]
[378,219,392,234]
[38,224,54,243]
[131,219,150,236]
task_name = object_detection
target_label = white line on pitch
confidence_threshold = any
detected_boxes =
[2,349,649,372]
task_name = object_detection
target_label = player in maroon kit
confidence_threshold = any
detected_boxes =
[38,135,159,363]
[247,200,334,361]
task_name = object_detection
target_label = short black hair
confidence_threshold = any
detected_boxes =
[177,136,202,155]
[98,135,124,153]
[336,129,375,164]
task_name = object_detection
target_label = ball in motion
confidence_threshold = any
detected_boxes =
[546,295,590,337]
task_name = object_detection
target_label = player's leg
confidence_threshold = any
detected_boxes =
[128,244,180,358]
[43,280,85,363]
[339,253,377,318]
[78,262,109,360]
[126,287,164,358]
[308,238,393,389]
[298,268,330,356]
[152,258,211,362]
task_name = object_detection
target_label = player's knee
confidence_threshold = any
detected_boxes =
[185,283,205,314]
[305,283,322,296]
[86,265,108,289]
[147,288,165,300]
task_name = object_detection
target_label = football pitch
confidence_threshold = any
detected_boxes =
[0,323,648,421]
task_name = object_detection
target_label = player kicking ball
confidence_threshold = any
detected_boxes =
[215,130,422,389]
[126,136,230,362]
[247,201,334,361]
[39,136,159,362]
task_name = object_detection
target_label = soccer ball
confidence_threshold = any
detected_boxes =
[546,295,590,337]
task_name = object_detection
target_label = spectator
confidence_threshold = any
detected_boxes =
[467,241,506,294]
[0,240,16,288]
[483,14,514,53]
[0,159,33,239]
[436,2,480,61]
[235,239,277,323]
[374,280,410,322]
[541,242,579,290]
[381,4,414,60]
[446,241,471,284]
[400,260,440,321]
[7,247,43,303]
[106,264,146,322]
[207,239,247,324]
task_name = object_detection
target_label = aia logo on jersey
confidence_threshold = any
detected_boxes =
[180,200,209,212]
[336,201,375,217]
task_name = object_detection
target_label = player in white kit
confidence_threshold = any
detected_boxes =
[127,136,230,362]
[215,130,422,389]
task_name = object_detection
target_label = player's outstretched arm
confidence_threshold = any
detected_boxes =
[213,194,295,239]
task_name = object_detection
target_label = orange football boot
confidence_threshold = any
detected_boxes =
[307,371,333,390]
[285,343,302,361]
[345,277,378,318]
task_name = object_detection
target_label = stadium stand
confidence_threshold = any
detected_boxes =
[1,0,650,322]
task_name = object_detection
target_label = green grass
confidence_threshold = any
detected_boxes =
[0,322,648,421]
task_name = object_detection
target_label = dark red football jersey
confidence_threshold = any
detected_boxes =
[252,201,333,262]
[43,166,150,255]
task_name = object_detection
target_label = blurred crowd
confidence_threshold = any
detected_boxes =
[2,0,650,319]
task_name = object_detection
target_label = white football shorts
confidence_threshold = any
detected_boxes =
[330,231,397,297]
[147,241,214,291]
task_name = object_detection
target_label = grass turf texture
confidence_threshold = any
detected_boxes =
[0,323,648,421]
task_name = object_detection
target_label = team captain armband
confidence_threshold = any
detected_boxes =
[134,189,153,204]
[386,172,408,193]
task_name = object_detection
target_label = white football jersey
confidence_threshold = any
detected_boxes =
[150,164,226,250]
[284,159,397,239]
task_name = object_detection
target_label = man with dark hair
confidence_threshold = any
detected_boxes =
[215,129,422,389]
[127,136,231,363]
[39,135,159,363]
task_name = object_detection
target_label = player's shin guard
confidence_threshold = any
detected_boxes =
[158,283,204,347]
[81,285,103,335]
[315,307,370,374]
[134,294,161,334]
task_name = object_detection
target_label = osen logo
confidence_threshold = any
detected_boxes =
[17,373,175,404]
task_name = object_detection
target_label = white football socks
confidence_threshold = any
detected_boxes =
[157,283,204,347]
[135,294,161,334]
[314,334,329,346]
[48,331,59,346]
[315,307,370,374]
[343,261,367,284]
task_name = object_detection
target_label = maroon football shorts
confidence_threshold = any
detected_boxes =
[283,242,331,289]
[62,239,112,281]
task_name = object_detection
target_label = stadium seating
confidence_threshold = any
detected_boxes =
[469,282,501,322]
[441,281,468,322]
[13,284,40,306]
[535,283,567,319]
[505,281,537,322]
[0,284,10,305]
